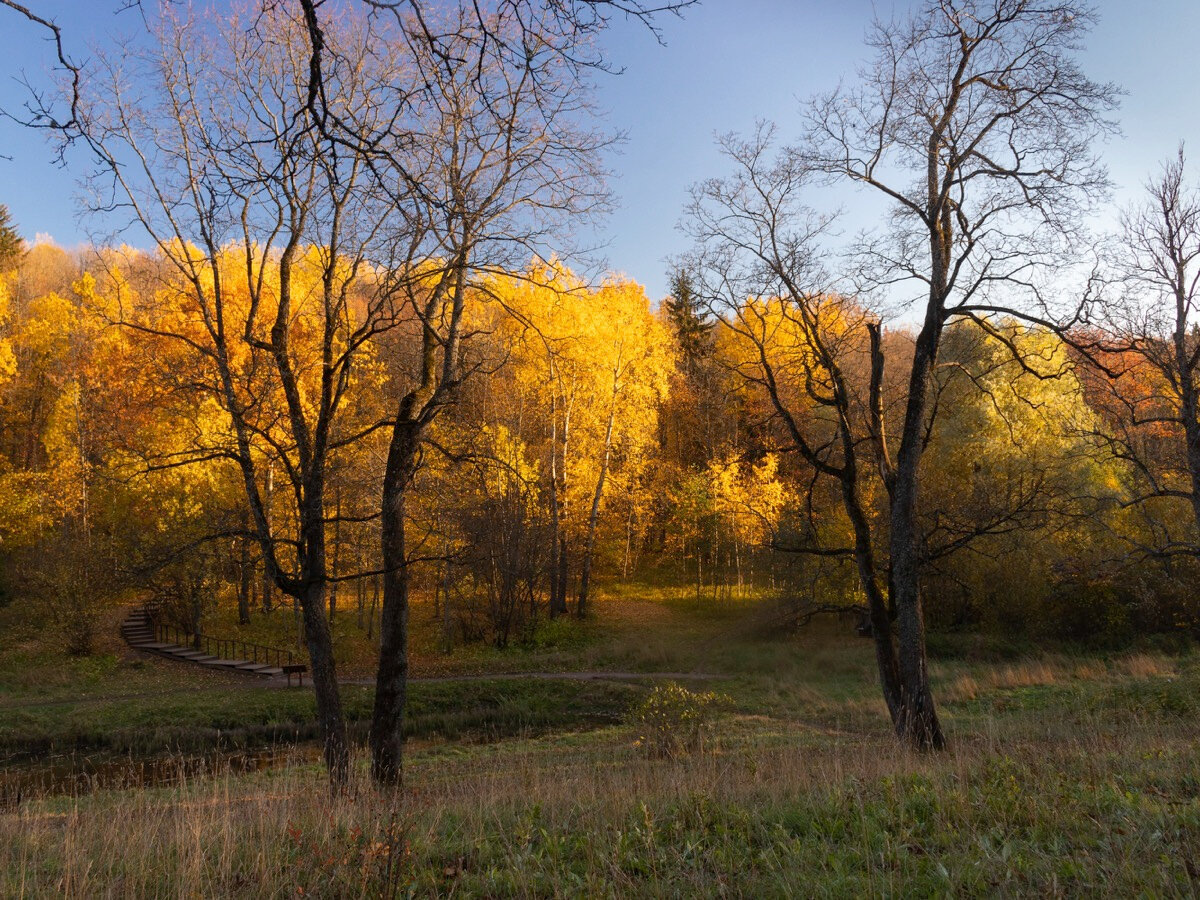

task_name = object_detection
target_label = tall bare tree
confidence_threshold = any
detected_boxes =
[282,0,692,786]
[800,0,1117,748]
[70,5,409,784]
[682,125,907,729]
[356,5,610,786]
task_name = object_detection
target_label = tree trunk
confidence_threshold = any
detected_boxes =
[371,425,417,786]
[1174,286,1200,537]
[622,502,634,580]
[237,519,252,626]
[191,589,203,650]
[841,473,904,726]
[734,535,742,596]
[368,574,379,642]
[888,301,946,750]
[548,478,563,615]
[328,480,341,627]
[1181,387,1200,537]
[577,403,615,617]
[261,460,274,613]
[548,394,572,617]
[441,550,453,654]
[299,578,350,784]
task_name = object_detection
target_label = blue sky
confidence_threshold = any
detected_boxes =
[2,1,1198,301]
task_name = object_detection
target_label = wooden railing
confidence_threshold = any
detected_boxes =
[150,618,297,669]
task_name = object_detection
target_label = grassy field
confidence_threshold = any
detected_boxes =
[3,585,1200,895]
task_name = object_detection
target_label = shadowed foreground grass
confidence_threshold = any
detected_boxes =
[5,589,1200,895]
[5,708,1200,896]
[6,646,1200,896]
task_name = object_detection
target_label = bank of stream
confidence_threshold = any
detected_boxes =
[0,745,320,806]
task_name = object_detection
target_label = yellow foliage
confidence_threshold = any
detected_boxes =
[707,453,792,544]
[479,263,676,536]
[0,279,15,385]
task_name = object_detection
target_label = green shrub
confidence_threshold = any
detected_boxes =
[521,616,588,651]
[628,681,731,759]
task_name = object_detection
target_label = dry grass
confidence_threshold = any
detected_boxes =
[5,667,1200,896]
[986,660,1063,689]
[5,586,1200,896]
[936,652,1181,702]
[1115,653,1176,679]
[1071,660,1107,680]
[942,673,980,703]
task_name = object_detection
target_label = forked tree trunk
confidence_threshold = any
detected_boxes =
[841,475,904,726]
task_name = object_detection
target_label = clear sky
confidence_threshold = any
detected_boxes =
[2,0,1198,302]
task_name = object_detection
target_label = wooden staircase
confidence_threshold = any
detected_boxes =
[121,604,303,680]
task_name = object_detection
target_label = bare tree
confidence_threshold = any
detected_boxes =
[296,0,695,126]
[801,0,1117,748]
[686,120,1107,750]
[0,0,83,146]
[2,0,695,152]
[363,4,610,786]
[70,5,410,785]
[275,0,691,786]
[8,0,684,789]
[681,125,908,728]
[1085,149,1200,557]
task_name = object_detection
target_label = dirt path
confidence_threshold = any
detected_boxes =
[329,670,716,687]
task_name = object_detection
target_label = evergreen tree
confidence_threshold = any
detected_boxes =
[0,206,23,270]
[664,268,713,370]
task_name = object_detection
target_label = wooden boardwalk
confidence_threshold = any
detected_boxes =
[120,606,304,681]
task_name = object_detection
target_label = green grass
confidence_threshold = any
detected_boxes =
[6,696,1200,896]
[0,590,645,756]
[403,737,1200,896]
[5,582,1200,894]
[0,676,644,757]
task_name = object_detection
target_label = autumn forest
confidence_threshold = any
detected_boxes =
[3,0,1200,895]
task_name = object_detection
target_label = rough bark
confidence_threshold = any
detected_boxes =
[371,268,465,786]
[301,579,349,782]
[370,426,416,786]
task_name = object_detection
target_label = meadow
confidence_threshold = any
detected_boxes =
[3,586,1199,897]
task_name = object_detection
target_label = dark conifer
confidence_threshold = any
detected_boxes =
[664,268,712,370]
[0,206,23,270]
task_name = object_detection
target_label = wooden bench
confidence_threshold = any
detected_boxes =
[281,664,308,687]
